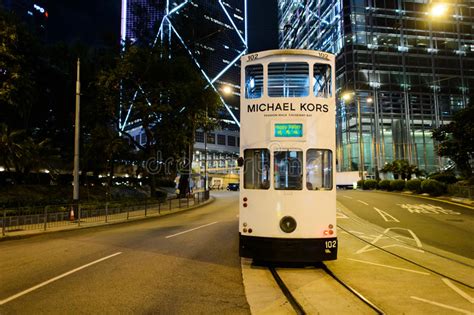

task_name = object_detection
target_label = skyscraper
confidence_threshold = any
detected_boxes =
[121,0,247,182]
[279,0,473,176]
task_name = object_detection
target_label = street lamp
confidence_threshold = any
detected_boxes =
[222,85,232,95]
[341,91,372,180]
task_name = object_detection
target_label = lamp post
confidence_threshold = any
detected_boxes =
[72,58,81,219]
[356,96,365,180]
[342,92,372,180]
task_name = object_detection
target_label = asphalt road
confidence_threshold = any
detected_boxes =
[0,191,250,314]
[336,190,474,259]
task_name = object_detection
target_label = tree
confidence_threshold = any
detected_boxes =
[432,106,474,179]
[96,43,221,196]
[0,9,42,130]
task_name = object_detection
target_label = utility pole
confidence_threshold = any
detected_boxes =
[73,58,81,218]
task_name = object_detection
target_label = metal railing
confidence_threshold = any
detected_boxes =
[1,190,210,237]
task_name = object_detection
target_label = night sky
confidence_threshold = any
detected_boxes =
[247,0,279,53]
[46,0,121,46]
[45,0,278,51]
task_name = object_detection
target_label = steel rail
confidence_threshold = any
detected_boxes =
[320,263,385,315]
[337,224,474,289]
[269,267,306,315]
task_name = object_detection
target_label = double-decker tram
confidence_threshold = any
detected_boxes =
[238,49,337,262]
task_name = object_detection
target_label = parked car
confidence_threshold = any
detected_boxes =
[227,183,240,191]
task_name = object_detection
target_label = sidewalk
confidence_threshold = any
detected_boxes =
[1,195,214,241]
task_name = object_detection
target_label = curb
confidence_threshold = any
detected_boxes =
[0,196,215,241]
[365,190,474,209]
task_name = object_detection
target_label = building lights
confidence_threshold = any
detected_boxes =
[429,3,448,17]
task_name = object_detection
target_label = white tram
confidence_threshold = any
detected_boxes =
[238,49,337,262]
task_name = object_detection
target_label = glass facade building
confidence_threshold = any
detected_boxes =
[121,0,247,180]
[279,0,473,175]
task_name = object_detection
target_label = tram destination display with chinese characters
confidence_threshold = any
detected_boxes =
[238,49,337,262]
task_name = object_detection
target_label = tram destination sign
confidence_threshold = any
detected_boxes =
[274,123,303,137]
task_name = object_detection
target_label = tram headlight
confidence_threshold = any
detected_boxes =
[279,216,297,233]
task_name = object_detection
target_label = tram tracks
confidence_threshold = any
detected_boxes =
[339,209,473,269]
[337,208,474,289]
[268,263,384,314]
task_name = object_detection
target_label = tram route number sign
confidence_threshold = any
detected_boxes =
[274,123,303,137]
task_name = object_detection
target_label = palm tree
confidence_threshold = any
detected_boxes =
[380,159,422,180]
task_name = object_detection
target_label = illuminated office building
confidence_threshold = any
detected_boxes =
[279,0,473,175]
[121,0,247,180]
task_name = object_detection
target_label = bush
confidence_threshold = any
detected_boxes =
[406,179,422,193]
[153,190,168,202]
[429,172,458,184]
[378,180,391,190]
[421,179,446,196]
[364,179,378,190]
[357,180,364,189]
[155,178,176,188]
[390,179,406,191]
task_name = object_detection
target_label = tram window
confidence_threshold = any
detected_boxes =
[245,65,263,99]
[268,62,309,97]
[313,64,332,98]
[306,149,333,190]
[244,149,270,189]
[274,150,303,190]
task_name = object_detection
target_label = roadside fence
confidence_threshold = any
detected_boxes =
[1,190,210,237]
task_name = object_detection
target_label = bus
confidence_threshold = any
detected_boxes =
[238,49,337,262]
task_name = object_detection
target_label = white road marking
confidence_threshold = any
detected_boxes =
[442,278,474,304]
[357,200,369,206]
[165,221,219,239]
[343,196,353,199]
[410,296,473,314]
[336,213,349,219]
[347,258,430,275]
[0,252,123,306]
[356,228,424,254]
[398,203,461,215]
[374,207,400,222]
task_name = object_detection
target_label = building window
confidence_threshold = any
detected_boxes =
[228,135,236,146]
[268,62,309,97]
[207,133,215,144]
[245,64,263,99]
[195,131,204,143]
[217,134,226,145]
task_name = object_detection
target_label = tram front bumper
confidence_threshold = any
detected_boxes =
[239,234,338,262]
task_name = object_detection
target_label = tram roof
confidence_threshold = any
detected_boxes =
[243,49,334,60]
